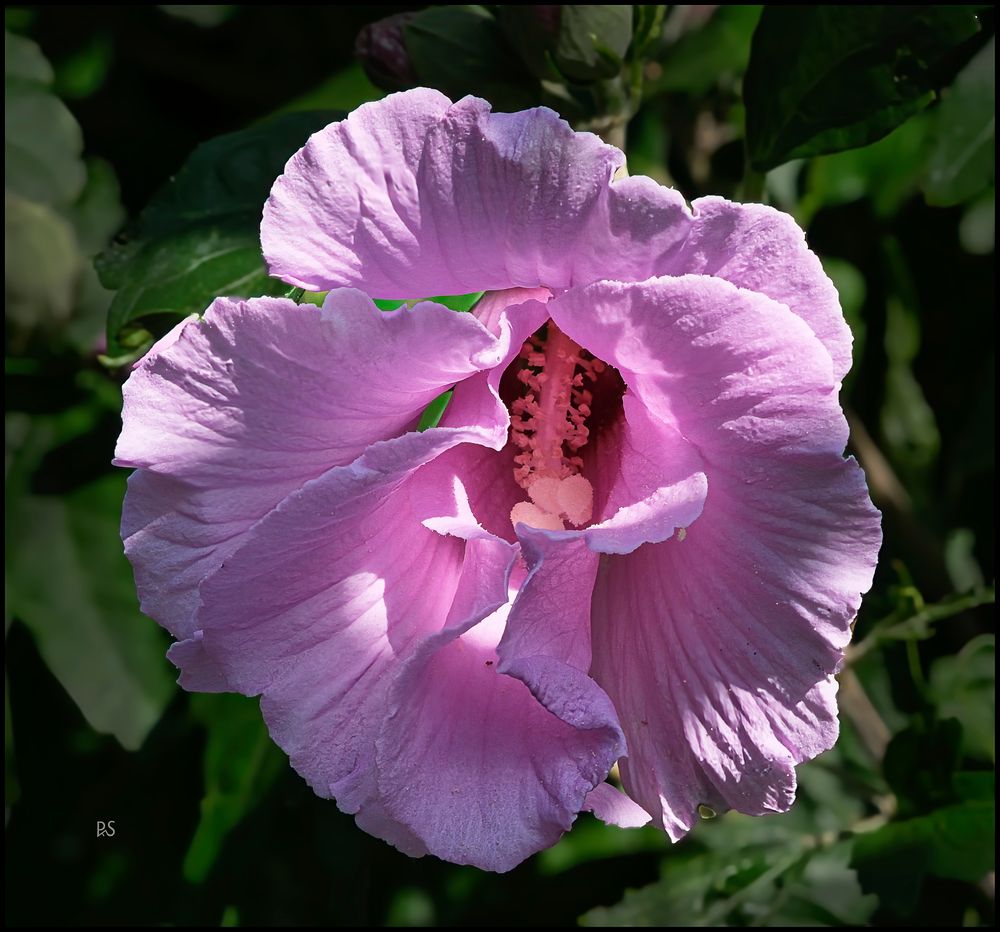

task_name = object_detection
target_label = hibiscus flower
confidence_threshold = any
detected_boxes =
[116,89,881,871]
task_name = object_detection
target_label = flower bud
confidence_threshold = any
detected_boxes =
[499,5,634,83]
[355,12,419,92]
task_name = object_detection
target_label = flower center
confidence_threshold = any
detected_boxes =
[507,321,605,531]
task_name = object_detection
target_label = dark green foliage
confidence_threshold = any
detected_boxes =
[744,6,983,170]
[924,37,995,205]
[404,5,539,110]
[96,111,340,360]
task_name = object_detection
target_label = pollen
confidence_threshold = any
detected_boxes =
[510,501,566,532]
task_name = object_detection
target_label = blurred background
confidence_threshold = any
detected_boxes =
[4,5,994,927]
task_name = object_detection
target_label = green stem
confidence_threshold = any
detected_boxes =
[740,163,766,203]
[905,638,929,700]
[598,121,627,152]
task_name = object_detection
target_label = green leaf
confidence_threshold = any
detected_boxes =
[880,237,940,487]
[883,718,963,815]
[65,157,125,257]
[650,5,761,96]
[61,160,125,352]
[959,187,995,254]
[5,33,126,353]
[753,842,877,927]
[539,815,667,875]
[944,528,986,593]
[183,693,285,884]
[581,840,875,927]
[929,634,995,763]
[552,6,633,83]
[4,191,80,331]
[404,5,539,111]
[924,37,995,205]
[581,849,766,926]
[373,292,483,314]
[3,28,52,84]
[272,62,383,116]
[852,797,995,915]
[157,5,236,28]
[497,5,634,85]
[53,31,113,100]
[417,391,452,432]
[4,30,86,207]
[427,291,484,312]
[953,770,994,803]
[385,887,436,927]
[822,257,867,387]
[5,473,175,750]
[97,110,340,356]
[744,7,981,170]
[799,114,931,223]
[374,298,406,312]
[6,155,122,348]
[496,6,563,81]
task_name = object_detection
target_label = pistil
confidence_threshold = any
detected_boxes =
[508,322,603,531]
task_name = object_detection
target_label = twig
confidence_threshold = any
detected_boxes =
[837,667,891,763]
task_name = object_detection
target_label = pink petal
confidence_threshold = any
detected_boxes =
[354,798,429,859]
[498,533,599,672]
[262,90,624,297]
[578,395,708,555]
[373,520,643,870]
[549,277,880,837]
[572,184,851,380]
[472,286,551,337]
[669,197,852,383]
[117,290,501,478]
[194,427,511,816]
[420,443,525,543]
[165,631,228,692]
[549,276,850,459]
[262,91,845,375]
[584,782,652,829]
[375,546,625,871]
[116,291,501,646]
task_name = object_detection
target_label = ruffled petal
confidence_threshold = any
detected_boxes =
[577,395,707,555]
[262,90,623,297]
[498,532,599,671]
[549,277,850,459]
[116,291,501,643]
[117,290,501,478]
[584,782,652,829]
[431,289,550,541]
[570,186,850,380]
[550,277,880,837]
[165,631,228,692]
[195,426,508,817]
[471,286,551,337]
[262,90,846,376]
[666,197,851,383]
[354,798,429,859]
[376,529,625,871]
